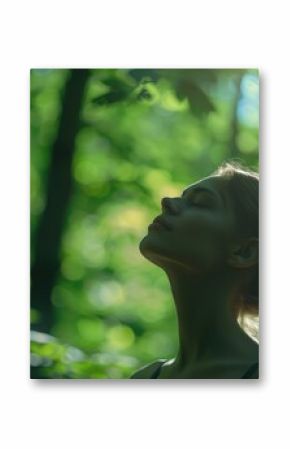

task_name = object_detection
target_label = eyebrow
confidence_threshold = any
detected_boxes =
[181,187,217,199]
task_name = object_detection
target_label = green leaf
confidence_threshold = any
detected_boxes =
[174,78,215,116]
[129,69,159,83]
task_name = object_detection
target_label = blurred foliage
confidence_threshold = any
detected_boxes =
[30,68,259,378]
[30,331,135,379]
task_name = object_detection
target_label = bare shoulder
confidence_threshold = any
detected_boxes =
[130,359,166,379]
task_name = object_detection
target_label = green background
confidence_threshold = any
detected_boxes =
[30,68,259,378]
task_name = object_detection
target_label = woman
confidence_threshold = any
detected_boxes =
[131,161,259,379]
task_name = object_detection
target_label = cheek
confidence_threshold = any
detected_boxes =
[176,213,230,269]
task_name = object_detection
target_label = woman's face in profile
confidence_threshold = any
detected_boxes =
[139,175,237,276]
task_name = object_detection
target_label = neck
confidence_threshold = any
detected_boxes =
[165,266,256,369]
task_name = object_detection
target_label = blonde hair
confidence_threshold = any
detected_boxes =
[212,160,259,342]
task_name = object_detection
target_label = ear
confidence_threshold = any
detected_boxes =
[227,237,259,269]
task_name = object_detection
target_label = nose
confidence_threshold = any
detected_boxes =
[161,197,180,214]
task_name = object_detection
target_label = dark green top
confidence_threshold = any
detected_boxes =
[150,361,259,379]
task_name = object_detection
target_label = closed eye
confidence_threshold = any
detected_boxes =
[190,201,207,208]
[184,196,207,207]
[182,187,217,208]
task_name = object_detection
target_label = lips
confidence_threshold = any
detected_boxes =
[152,215,172,230]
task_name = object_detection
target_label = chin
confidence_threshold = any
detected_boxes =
[139,234,156,258]
[139,231,163,254]
[139,234,175,269]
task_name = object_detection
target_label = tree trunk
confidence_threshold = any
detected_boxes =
[31,69,90,332]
